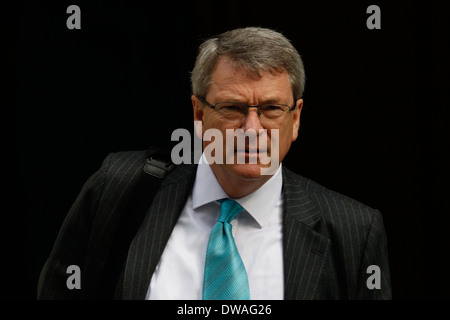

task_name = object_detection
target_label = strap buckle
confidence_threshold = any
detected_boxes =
[143,156,174,178]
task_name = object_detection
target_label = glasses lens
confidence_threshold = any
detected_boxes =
[216,103,247,121]
[214,102,291,123]
[259,104,290,120]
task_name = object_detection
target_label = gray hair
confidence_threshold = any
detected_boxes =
[191,27,306,101]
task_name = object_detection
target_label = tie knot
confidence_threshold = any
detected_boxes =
[218,199,243,223]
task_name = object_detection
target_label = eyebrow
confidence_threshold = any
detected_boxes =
[215,96,285,104]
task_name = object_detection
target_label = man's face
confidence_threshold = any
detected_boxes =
[192,56,303,184]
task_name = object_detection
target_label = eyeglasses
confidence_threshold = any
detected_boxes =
[198,96,297,124]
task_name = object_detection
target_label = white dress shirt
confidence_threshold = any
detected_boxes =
[146,154,284,300]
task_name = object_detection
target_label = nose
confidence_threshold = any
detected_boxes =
[241,107,264,132]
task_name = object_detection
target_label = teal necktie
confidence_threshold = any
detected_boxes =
[202,199,250,300]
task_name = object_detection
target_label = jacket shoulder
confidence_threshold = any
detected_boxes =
[306,177,376,214]
[101,150,149,175]
[282,166,380,226]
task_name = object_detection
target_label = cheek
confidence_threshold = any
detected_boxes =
[202,115,219,136]
[202,112,225,130]
[280,129,293,149]
[201,116,231,150]
[270,124,293,142]
[268,126,293,159]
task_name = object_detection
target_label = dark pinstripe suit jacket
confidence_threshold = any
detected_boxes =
[38,150,392,300]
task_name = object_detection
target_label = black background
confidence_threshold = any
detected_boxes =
[8,0,449,300]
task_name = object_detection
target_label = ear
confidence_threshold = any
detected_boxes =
[291,99,303,142]
[192,95,204,139]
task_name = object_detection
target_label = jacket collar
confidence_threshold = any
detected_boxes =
[122,163,330,300]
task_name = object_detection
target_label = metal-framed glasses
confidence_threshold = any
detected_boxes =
[198,96,297,124]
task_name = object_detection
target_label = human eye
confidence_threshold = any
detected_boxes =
[260,104,287,118]
[264,105,283,111]
[217,103,246,113]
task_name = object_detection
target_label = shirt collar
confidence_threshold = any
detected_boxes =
[192,153,283,228]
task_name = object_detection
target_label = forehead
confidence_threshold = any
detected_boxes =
[207,56,292,102]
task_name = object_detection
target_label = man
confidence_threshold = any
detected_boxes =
[38,27,392,299]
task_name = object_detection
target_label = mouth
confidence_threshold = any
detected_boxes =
[237,149,257,153]
[235,149,268,155]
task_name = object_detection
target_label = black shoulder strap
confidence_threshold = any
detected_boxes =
[100,147,174,298]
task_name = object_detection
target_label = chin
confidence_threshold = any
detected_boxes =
[227,163,267,181]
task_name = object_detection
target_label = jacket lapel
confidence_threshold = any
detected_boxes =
[282,167,330,299]
[122,164,197,299]
[121,163,330,300]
